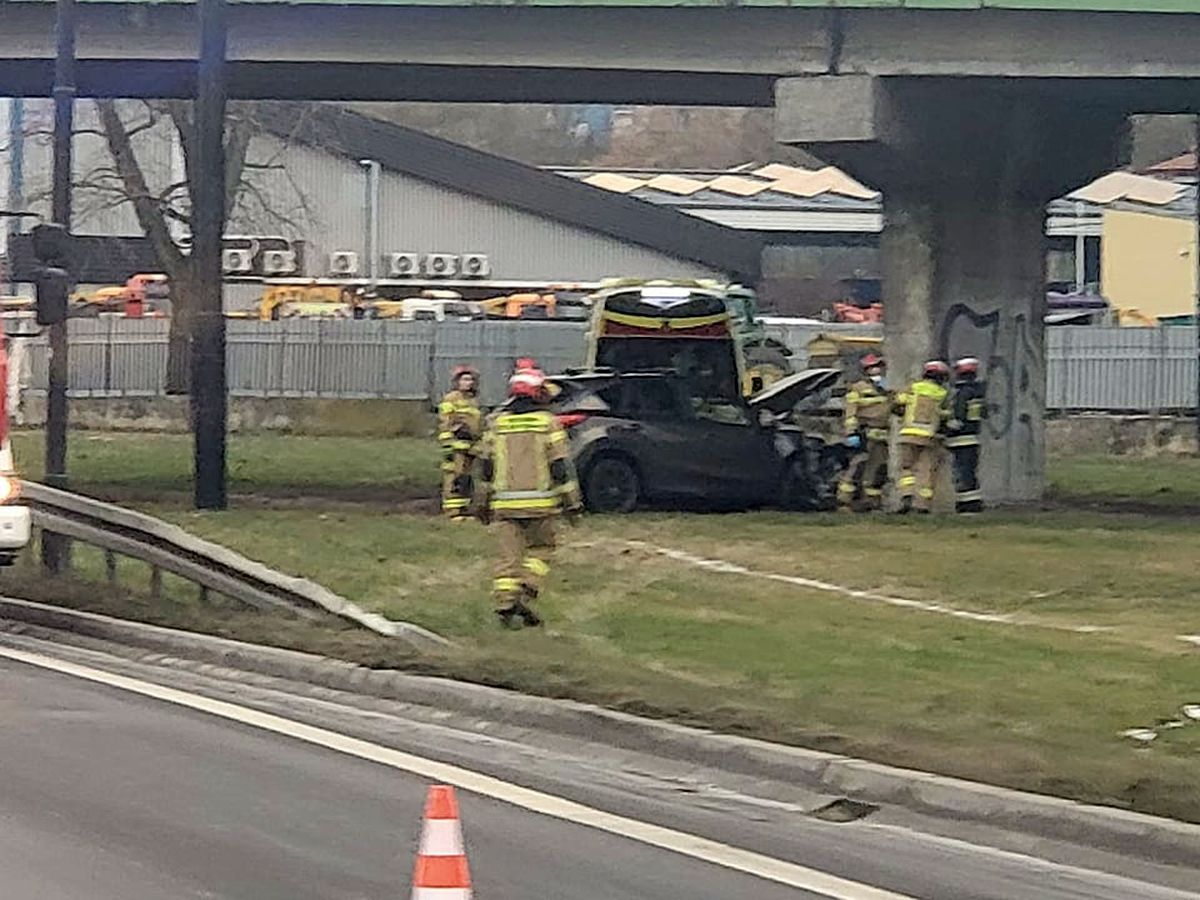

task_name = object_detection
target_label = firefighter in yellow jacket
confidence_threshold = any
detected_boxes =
[478,366,583,627]
[895,360,951,515]
[837,352,892,512]
[438,365,483,521]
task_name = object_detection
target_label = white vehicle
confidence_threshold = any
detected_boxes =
[0,333,30,564]
[397,295,483,322]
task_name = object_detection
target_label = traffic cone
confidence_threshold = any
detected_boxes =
[412,785,473,900]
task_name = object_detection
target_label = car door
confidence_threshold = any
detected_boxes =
[683,401,782,505]
[605,377,700,501]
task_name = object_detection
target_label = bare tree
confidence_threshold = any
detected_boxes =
[22,100,316,393]
[97,100,316,392]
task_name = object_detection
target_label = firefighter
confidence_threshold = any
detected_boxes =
[946,357,988,513]
[438,365,483,521]
[477,366,583,628]
[513,356,560,401]
[895,360,951,515]
[837,352,892,512]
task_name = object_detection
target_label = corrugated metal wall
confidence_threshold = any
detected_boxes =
[3,101,724,284]
[23,319,592,407]
[1046,326,1197,412]
[266,138,724,282]
[17,322,1197,413]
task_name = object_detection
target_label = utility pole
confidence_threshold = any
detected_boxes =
[43,0,75,573]
[359,158,381,292]
[6,99,25,294]
[191,0,228,510]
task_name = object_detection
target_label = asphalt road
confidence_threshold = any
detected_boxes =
[1,640,1198,900]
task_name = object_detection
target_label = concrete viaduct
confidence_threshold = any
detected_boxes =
[5,0,1200,500]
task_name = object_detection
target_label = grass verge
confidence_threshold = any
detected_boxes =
[10,427,1198,513]
[10,502,1200,824]
[1047,453,1200,511]
[12,429,440,504]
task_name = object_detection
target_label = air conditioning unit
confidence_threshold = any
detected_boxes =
[221,248,254,274]
[261,249,297,276]
[328,251,360,276]
[460,253,491,279]
[386,252,420,278]
[423,253,458,278]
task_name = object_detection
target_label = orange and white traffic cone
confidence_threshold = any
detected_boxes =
[412,785,473,900]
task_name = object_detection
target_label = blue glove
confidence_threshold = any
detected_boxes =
[845,434,863,451]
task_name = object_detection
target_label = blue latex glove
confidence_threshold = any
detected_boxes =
[845,434,863,451]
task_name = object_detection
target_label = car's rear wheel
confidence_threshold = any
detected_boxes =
[582,456,640,514]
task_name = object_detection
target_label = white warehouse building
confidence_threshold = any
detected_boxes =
[1,101,764,298]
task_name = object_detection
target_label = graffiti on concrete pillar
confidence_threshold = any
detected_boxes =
[938,303,1044,484]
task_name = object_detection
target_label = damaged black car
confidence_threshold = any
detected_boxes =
[548,368,842,514]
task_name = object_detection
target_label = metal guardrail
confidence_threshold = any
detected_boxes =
[20,482,449,650]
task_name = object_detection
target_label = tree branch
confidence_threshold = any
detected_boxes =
[82,100,321,286]
[224,116,253,213]
[95,99,186,278]
[165,101,197,197]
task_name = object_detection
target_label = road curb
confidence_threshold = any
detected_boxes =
[2,595,1199,868]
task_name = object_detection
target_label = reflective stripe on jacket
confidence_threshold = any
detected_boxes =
[896,379,949,442]
[946,379,988,448]
[844,379,892,441]
[437,390,482,453]
[480,409,578,518]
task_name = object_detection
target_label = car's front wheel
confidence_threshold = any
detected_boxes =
[582,456,640,514]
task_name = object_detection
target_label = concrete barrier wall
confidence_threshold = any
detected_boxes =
[1046,414,1197,457]
[17,396,433,438]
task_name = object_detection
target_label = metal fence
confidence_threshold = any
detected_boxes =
[22,318,591,408]
[1045,327,1197,412]
[13,319,1200,413]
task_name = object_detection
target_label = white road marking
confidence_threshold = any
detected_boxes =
[859,822,1200,900]
[618,540,1109,634]
[0,645,916,900]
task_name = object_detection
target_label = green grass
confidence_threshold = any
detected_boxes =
[12,429,440,503]
[1047,453,1200,509]
[12,427,1196,513]
[24,502,1197,823]
[9,433,1200,820]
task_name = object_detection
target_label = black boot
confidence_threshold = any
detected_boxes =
[516,587,543,627]
[495,604,523,629]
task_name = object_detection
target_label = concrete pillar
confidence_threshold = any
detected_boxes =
[777,75,1128,502]
[882,189,1048,500]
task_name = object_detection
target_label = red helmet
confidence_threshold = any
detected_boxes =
[508,367,547,398]
[954,357,980,376]
[514,357,538,373]
[451,364,477,380]
[860,352,885,371]
[923,360,950,379]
